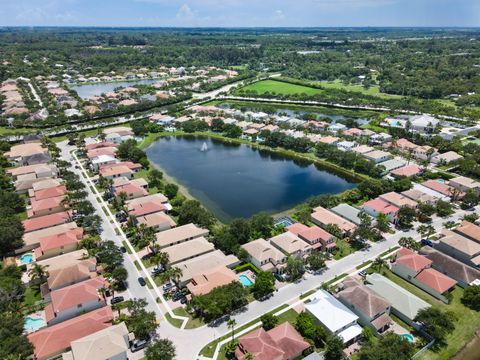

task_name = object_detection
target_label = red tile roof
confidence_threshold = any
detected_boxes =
[390,164,423,178]
[129,201,167,217]
[99,161,142,171]
[235,322,309,360]
[30,195,65,214]
[45,277,107,322]
[22,211,71,233]
[362,198,399,215]
[86,142,117,151]
[28,307,113,360]
[32,185,67,201]
[415,268,457,294]
[422,180,458,197]
[37,228,84,252]
[287,223,332,243]
[113,183,148,197]
[395,247,432,272]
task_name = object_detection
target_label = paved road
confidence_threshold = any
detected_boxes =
[60,139,474,359]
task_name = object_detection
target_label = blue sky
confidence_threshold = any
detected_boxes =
[0,0,479,27]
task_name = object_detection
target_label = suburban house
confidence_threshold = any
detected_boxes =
[419,246,480,288]
[126,193,169,208]
[361,198,399,223]
[413,182,451,202]
[391,248,457,303]
[34,228,84,261]
[22,152,52,166]
[86,147,118,160]
[376,159,406,174]
[431,151,463,165]
[90,154,117,170]
[22,211,72,233]
[435,229,480,268]
[28,195,66,218]
[102,126,134,144]
[409,115,439,133]
[99,165,134,180]
[162,237,215,265]
[413,145,438,161]
[43,261,99,294]
[337,278,392,334]
[30,185,67,201]
[330,203,372,227]
[28,307,113,360]
[63,322,130,360]
[365,273,431,327]
[449,176,480,195]
[186,266,238,296]
[269,232,312,258]
[401,189,438,205]
[34,250,95,277]
[318,136,340,145]
[8,163,58,181]
[363,150,391,164]
[241,238,287,273]
[287,223,335,251]
[311,206,357,236]
[455,221,480,243]
[336,140,357,152]
[112,181,148,200]
[21,222,79,252]
[4,142,48,164]
[44,277,108,326]
[368,133,392,145]
[235,322,310,360]
[422,179,461,199]
[390,164,424,178]
[85,141,117,151]
[136,211,176,232]
[352,145,374,155]
[394,138,417,153]
[154,223,209,249]
[31,178,63,192]
[174,250,240,286]
[305,290,362,346]
[379,191,418,209]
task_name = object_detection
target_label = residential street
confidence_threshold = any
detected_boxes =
[59,139,473,359]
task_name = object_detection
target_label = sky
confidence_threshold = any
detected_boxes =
[0,0,479,28]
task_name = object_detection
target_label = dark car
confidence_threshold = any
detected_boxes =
[110,296,125,305]
[120,246,127,253]
[151,266,164,276]
[172,292,185,302]
[421,239,434,247]
[130,339,148,352]
[138,277,146,286]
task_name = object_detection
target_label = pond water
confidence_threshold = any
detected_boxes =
[69,78,161,99]
[146,136,357,222]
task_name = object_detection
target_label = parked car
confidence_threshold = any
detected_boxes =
[130,339,148,352]
[110,296,125,305]
[172,292,185,302]
[138,277,146,286]
[151,266,164,276]
[421,239,433,247]
[163,283,174,292]
[120,246,127,253]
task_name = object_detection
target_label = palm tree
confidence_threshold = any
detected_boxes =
[227,319,237,343]
[417,224,435,240]
[372,256,387,273]
[152,251,169,270]
[28,263,49,282]
[98,286,108,303]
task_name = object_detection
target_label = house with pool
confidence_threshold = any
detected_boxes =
[241,238,287,273]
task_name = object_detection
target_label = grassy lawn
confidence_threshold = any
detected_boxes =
[239,80,324,96]
[165,313,184,328]
[173,307,205,329]
[380,270,480,360]
[23,285,42,308]
[317,79,403,99]
[333,239,361,260]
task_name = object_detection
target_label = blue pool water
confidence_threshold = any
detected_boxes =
[400,333,414,343]
[239,274,254,287]
[20,253,34,265]
[24,317,46,332]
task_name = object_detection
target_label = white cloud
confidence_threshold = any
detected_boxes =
[273,9,285,21]
[176,3,195,20]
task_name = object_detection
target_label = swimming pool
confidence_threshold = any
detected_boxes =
[24,316,46,332]
[19,253,34,265]
[400,333,414,343]
[239,274,254,287]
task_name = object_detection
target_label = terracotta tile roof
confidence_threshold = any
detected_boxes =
[455,221,480,243]
[128,201,167,217]
[47,262,97,291]
[137,212,176,228]
[85,141,117,151]
[390,164,423,178]
[37,228,83,252]
[287,223,333,243]
[187,266,237,296]
[236,322,309,360]
[99,165,133,178]
[87,147,117,159]
[32,185,67,201]
[126,193,168,207]
[362,198,400,215]
[422,180,458,197]
[379,192,418,208]
[28,307,113,360]
[269,232,312,254]
[22,211,71,233]
[30,195,66,213]
[100,161,142,171]
[113,183,148,197]
[415,268,457,294]
[395,247,432,272]
[439,229,480,256]
[45,277,107,321]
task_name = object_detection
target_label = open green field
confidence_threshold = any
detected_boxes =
[239,80,324,96]
[317,79,403,99]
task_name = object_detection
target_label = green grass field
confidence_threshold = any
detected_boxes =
[239,80,324,96]
[317,79,403,99]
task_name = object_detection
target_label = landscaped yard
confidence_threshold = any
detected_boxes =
[333,239,363,260]
[239,80,324,96]
[317,79,403,99]
[378,270,480,360]
[172,307,205,329]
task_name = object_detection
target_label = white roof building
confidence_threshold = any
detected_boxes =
[305,290,362,343]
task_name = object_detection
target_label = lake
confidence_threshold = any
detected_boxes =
[69,78,161,99]
[146,136,357,222]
